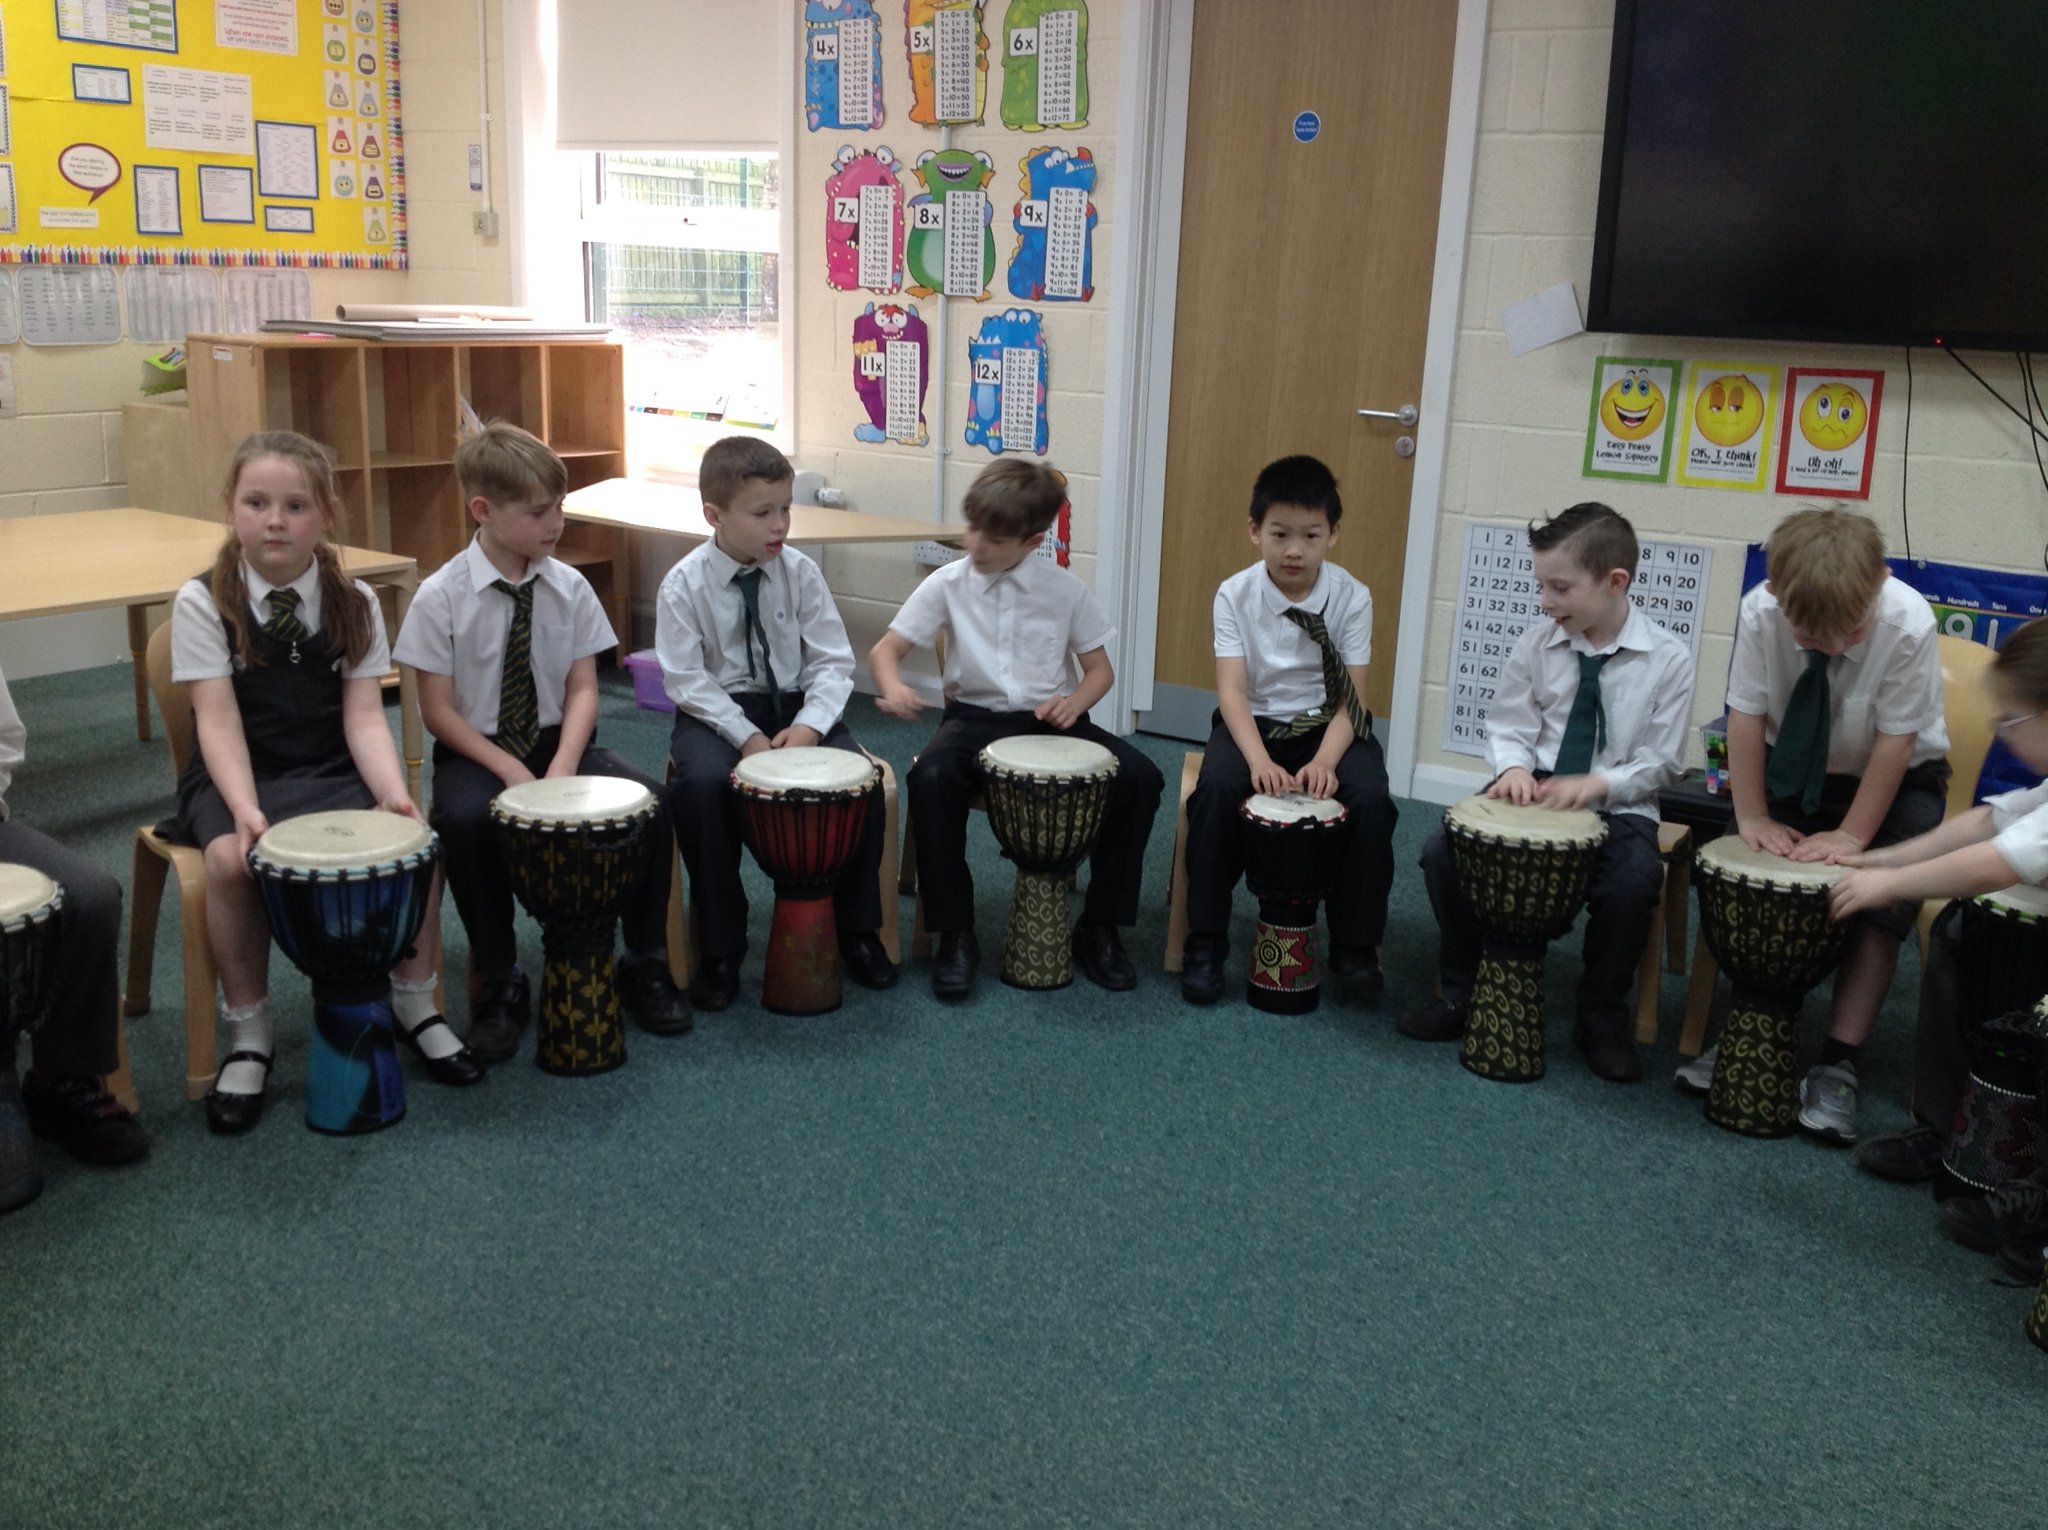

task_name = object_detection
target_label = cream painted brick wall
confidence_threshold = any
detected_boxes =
[1412,11,2048,792]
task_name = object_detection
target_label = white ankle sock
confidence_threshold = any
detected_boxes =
[390,978,461,1059]
[218,1001,272,1094]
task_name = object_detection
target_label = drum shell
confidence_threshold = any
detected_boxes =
[984,763,1114,876]
[1443,816,1602,948]
[0,887,64,1040]
[1956,897,2048,1026]
[249,849,438,996]
[491,801,656,921]
[1694,858,1847,997]
[1239,804,1350,905]
[732,780,874,894]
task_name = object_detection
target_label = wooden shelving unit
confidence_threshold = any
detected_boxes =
[186,335,630,652]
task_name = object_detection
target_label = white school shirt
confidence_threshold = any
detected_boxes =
[1725,578,1947,772]
[1485,607,1694,820]
[170,560,391,683]
[654,540,856,750]
[0,668,23,818]
[1212,562,1374,720]
[889,552,1115,711]
[393,536,616,735]
[1986,781,2048,885]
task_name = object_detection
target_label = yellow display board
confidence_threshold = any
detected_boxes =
[0,1,405,268]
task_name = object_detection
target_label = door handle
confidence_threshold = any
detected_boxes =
[1356,404,1419,426]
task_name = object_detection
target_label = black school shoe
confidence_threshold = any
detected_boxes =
[203,1051,272,1137]
[1573,1020,1644,1084]
[1326,944,1385,1000]
[1072,923,1137,991]
[1398,996,1466,1042]
[1939,1172,2048,1254]
[1853,1123,1945,1184]
[467,972,531,1064]
[618,954,694,1033]
[392,1015,487,1086]
[1179,934,1226,1006]
[1998,1235,2048,1283]
[688,956,742,1012]
[839,933,900,991]
[932,930,979,1000]
[22,1069,150,1164]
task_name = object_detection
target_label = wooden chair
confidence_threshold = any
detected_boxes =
[123,621,220,1101]
[1677,633,2003,1055]
[1632,820,1694,1044]
[1162,751,1205,973]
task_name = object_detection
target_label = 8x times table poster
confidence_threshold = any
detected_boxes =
[0,1,404,268]
[1444,520,1711,758]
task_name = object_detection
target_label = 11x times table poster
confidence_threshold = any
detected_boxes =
[0,1,405,268]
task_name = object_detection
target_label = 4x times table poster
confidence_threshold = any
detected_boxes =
[0,1,404,268]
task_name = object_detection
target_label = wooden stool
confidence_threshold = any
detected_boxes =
[1633,820,1693,1044]
[1162,751,1204,973]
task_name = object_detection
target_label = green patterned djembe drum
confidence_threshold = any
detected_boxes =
[1444,796,1608,1084]
[491,777,657,1076]
[979,735,1116,990]
[1693,837,1850,1138]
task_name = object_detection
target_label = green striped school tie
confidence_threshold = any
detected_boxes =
[1552,652,1612,776]
[263,589,310,662]
[734,567,787,728]
[490,578,539,759]
[1268,606,1371,742]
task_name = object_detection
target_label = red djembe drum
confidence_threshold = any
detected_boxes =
[1238,792,1351,1014]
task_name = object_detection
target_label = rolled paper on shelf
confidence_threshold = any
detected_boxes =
[335,303,536,322]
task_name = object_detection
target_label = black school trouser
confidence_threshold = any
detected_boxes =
[908,703,1165,933]
[1183,713,1398,949]
[430,728,671,985]
[666,692,885,961]
[0,819,122,1077]
[1420,805,1663,1038]
[1907,901,1972,1136]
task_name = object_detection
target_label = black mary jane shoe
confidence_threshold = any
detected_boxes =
[394,1015,487,1087]
[204,1049,274,1136]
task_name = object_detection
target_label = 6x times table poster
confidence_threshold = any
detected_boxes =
[0,1,404,268]
[1444,520,1711,758]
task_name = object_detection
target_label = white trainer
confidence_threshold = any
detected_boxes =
[1673,1044,1717,1097]
[1798,1062,1859,1145]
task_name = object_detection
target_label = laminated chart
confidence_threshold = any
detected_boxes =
[2,1,405,268]
[1443,521,1710,758]
[823,146,905,294]
[804,0,885,132]
[998,1,1087,131]
[964,307,1048,456]
[851,301,929,445]
[905,148,994,300]
[906,1,988,126]
[1006,145,1094,301]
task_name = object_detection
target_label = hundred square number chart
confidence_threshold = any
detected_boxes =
[1445,521,1711,758]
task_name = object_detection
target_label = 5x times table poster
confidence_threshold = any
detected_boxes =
[0,1,404,268]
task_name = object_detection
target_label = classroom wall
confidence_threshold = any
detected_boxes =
[1406,0,2048,798]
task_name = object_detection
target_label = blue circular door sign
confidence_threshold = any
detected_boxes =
[1293,110,1321,143]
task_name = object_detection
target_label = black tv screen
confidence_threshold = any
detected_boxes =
[1587,2,2048,349]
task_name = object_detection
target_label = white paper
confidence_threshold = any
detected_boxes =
[143,66,254,154]
[943,188,987,297]
[885,337,921,442]
[0,271,18,345]
[1000,345,1040,450]
[1501,280,1585,358]
[125,268,220,343]
[0,86,10,155]
[0,166,15,234]
[73,65,133,104]
[837,17,874,127]
[198,165,255,223]
[58,0,177,52]
[134,165,183,235]
[264,205,314,233]
[1045,185,1087,298]
[18,266,124,347]
[38,208,99,229]
[857,182,893,292]
[217,0,298,55]
[256,120,319,198]
[0,356,15,418]
[1037,10,1080,126]
[934,8,977,122]
[221,268,311,331]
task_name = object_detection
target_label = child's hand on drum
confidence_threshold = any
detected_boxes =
[499,760,538,788]
[1250,759,1296,796]
[1788,828,1865,864]
[1296,761,1339,799]
[875,679,926,721]
[771,724,823,750]
[1829,867,1900,920]
[378,792,425,824]
[1034,692,1084,730]
[739,733,774,759]
[1535,773,1606,811]
[1739,816,1804,857]
[233,805,272,861]
[1485,767,1538,805]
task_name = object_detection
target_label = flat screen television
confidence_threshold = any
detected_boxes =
[1586,2,2048,350]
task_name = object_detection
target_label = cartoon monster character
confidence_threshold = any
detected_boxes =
[998,0,1089,131]
[905,149,997,299]
[1695,374,1765,448]
[1006,146,1096,301]
[964,307,1049,455]
[907,1,989,126]
[851,302,930,445]
[1598,367,1665,442]
[805,1,886,132]
[1798,381,1869,452]
[824,146,906,294]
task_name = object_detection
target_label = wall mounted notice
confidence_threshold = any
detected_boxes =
[907,1,988,126]
[1676,362,1778,492]
[851,300,929,445]
[804,1,886,131]
[1582,355,1680,483]
[1006,144,1094,301]
[0,268,18,344]
[1775,367,1883,500]
[905,149,995,300]
[17,263,122,344]
[965,307,1049,455]
[999,1,1087,130]
[823,146,905,294]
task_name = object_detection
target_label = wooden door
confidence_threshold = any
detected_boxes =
[1145,0,1458,733]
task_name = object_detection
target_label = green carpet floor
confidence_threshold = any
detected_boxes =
[2,663,2043,1528]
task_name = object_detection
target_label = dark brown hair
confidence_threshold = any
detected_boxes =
[1528,501,1639,581]
[1994,617,2048,712]
[455,419,566,506]
[963,458,1067,540]
[699,435,793,510]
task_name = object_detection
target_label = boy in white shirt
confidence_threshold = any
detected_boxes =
[1180,455,1398,1006]
[870,459,1165,998]
[656,437,897,1011]
[395,422,690,1062]
[1684,507,1948,1142]
[1404,503,1693,1081]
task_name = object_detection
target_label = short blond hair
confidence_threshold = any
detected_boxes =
[963,458,1066,540]
[699,435,792,510]
[455,420,566,506]
[1766,507,1887,637]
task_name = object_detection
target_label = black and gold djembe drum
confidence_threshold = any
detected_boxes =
[1693,838,1850,1138]
[1444,796,1608,1083]
[1,864,64,1209]
[1239,792,1351,1014]
[979,735,1116,990]
[491,777,657,1076]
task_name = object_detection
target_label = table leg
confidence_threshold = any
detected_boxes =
[127,605,152,742]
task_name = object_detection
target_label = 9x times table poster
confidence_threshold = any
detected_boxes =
[1444,520,1712,758]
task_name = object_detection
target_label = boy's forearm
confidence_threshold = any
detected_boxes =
[551,673,599,767]
[1838,731,1916,846]
[1727,708,1770,823]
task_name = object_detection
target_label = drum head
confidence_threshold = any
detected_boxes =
[980,735,1116,779]
[1443,794,1605,847]
[1977,883,2048,920]
[732,746,877,795]
[1695,835,1848,888]
[254,810,431,869]
[1244,792,1346,826]
[494,775,655,825]
[0,863,60,923]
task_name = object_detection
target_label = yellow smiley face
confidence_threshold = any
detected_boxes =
[1798,382,1868,452]
[1599,369,1666,441]
[1694,374,1766,448]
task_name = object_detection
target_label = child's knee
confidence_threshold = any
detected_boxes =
[203,835,251,882]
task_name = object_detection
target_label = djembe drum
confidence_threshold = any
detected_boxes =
[1693,838,1850,1138]
[1,865,64,1198]
[491,777,657,1074]
[1944,1000,2048,1198]
[1239,793,1351,1014]
[979,736,1116,990]
[1443,796,1608,1083]
[731,747,878,1015]
[248,811,439,1135]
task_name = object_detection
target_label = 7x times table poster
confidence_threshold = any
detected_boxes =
[0,1,405,268]
[1444,520,1711,758]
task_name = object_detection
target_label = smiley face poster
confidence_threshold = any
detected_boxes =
[1583,355,1682,483]
[1676,362,1779,491]
[1776,367,1883,499]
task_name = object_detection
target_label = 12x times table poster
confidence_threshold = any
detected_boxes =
[0,2,404,268]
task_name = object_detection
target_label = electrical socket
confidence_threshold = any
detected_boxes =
[913,540,963,568]
[472,209,499,237]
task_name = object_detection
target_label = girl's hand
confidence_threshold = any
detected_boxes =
[380,792,425,824]
[233,806,271,862]
[1829,868,1902,921]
